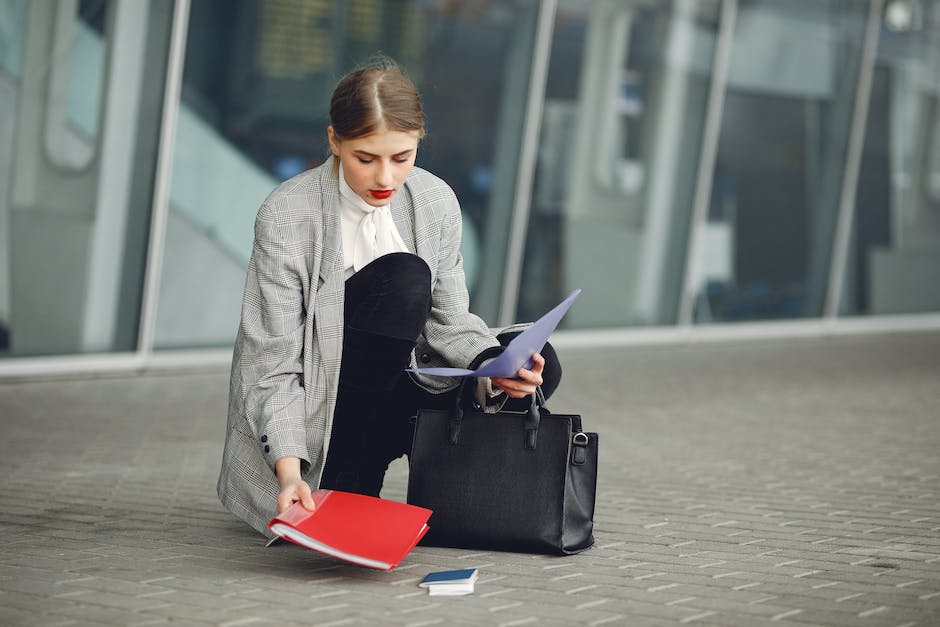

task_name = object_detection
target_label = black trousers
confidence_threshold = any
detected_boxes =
[319,253,561,497]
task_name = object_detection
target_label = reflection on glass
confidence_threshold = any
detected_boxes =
[844,0,940,315]
[692,0,868,322]
[155,0,539,348]
[46,0,108,170]
[0,1,172,357]
[519,0,720,327]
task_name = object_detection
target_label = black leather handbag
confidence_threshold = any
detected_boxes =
[407,385,598,555]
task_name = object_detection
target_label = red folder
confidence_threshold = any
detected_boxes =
[268,490,432,570]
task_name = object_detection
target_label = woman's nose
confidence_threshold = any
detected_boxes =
[376,161,394,187]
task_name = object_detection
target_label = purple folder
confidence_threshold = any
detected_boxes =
[408,289,581,378]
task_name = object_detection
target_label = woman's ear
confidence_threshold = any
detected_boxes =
[327,126,339,156]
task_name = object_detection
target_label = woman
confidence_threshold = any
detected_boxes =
[217,58,561,537]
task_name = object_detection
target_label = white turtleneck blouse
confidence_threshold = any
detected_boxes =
[338,163,409,278]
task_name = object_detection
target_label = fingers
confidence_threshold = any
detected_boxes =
[492,379,530,398]
[492,353,545,398]
[276,491,293,514]
[276,481,316,513]
[516,353,544,388]
[298,483,316,511]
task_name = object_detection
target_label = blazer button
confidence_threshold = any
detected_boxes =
[264,445,270,453]
[261,435,268,443]
[421,353,431,363]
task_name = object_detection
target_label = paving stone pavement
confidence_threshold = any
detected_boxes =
[1,331,939,626]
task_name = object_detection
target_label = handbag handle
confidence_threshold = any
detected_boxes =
[448,377,543,451]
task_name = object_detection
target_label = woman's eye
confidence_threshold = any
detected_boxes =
[357,157,373,164]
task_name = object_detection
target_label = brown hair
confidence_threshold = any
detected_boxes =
[329,57,424,169]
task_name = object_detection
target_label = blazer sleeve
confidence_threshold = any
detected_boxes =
[422,186,500,367]
[231,202,310,472]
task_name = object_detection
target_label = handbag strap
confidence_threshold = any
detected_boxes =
[450,368,551,412]
[448,377,544,451]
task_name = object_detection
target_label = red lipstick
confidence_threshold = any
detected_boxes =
[370,189,393,200]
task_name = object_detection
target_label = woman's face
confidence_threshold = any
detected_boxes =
[329,127,420,207]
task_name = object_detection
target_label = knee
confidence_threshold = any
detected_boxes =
[377,253,432,308]
[381,253,430,286]
[346,253,431,339]
[537,341,562,399]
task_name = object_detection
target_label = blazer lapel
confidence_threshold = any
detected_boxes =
[391,190,416,253]
[317,165,344,285]
[408,176,442,268]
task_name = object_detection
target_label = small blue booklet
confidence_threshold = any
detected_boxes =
[409,289,581,378]
[419,568,479,596]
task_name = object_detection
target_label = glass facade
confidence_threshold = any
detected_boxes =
[843,0,940,315]
[0,0,174,357]
[692,0,870,323]
[154,0,540,348]
[519,0,722,327]
[1,0,938,367]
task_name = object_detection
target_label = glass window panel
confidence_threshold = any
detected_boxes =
[518,0,721,327]
[154,0,539,349]
[0,1,174,357]
[0,0,27,353]
[45,0,107,171]
[843,0,940,315]
[690,0,869,323]
[0,0,27,76]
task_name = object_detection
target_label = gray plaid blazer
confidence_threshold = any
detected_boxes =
[217,162,501,536]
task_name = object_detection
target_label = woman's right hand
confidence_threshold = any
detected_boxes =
[275,457,317,513]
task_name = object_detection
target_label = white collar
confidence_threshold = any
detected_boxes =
[337,161,408,274]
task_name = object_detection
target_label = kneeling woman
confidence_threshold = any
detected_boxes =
[217,58,561,537]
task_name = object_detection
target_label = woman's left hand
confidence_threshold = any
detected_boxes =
[491,353,545,399]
